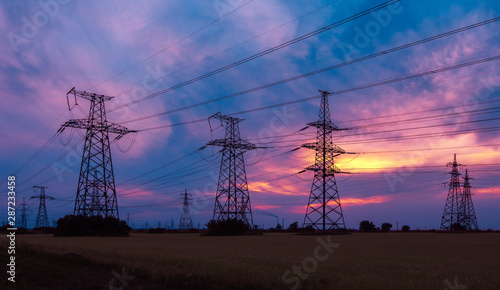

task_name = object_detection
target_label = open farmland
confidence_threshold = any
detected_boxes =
[1,232,499,289]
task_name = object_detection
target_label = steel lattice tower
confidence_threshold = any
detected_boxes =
[302,90,350,231]
[19,197,30,228]
[440,154,464,230]
[179,189,193,230]
[461,169,479,230]
[207,112,259,225]
[31,186,54,228]
[60,88,136,219]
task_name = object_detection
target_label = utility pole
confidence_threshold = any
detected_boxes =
[179,189,193,230]
[440,154,464,230]
[461,169,479,230]
[302,90,352,231]
[59,88,137,219]
[206,112,263,226]
[31,186,54,228]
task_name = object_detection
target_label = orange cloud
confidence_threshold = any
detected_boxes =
[288,196,392,214]
[253,205,279,210]
[475,186,500,199]
[342,196,391,206]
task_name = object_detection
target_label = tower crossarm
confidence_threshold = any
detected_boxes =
[68,87,114,102]
[207,139,258,151]
[60,119,135,136]
[305,163,350,175]
[301,142,346,154]
[306,120,345,132]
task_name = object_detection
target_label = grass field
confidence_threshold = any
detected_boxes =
[1,232,499,289]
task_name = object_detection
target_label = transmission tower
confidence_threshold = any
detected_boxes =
[19,197,31,228]
[207,112,261,225]
[31,186,54,228]
[179,189,193,230]
[59,88,136,219]
[302,90,351,231]
[440,154,465,230]
[461,169,479,230]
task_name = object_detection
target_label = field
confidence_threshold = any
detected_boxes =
[1,232,499,289]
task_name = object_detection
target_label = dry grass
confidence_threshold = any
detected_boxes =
[9,232,500,289]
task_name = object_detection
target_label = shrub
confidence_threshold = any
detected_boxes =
[359,220,376,232]
[205,218,251,236]
[54,214,131,237]
[381,223,393,232]
[401,225,410,232]
[287,222,299,232]
[301,225,315,232]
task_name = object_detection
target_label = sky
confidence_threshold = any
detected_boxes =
[1,0,499,230]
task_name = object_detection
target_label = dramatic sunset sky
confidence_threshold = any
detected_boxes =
[1,0,499,229]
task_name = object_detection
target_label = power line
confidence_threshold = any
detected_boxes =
[112,1,339,100]
[115,16,500,123]
[128,52,500,129]
[89,0,255,91]
[109,0,400,112]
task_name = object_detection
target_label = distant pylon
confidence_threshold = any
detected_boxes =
[59,88,137,219]
[440,154,464,230]
[179,189,193,230]
[207,112,262,225]
[31,186,54,228]
[302,90,351,231]
[461,169,479,230]
[19,197,31,228]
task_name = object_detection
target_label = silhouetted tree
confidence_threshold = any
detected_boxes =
[359,220,376,232]
[205,218,250,235]
[55,215,131,237]
[302,225,315,232]
[288,221,299,232]
[402,225,410,232]
[381,223,393,231]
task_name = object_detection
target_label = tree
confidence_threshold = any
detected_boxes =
[205,218,250,236]
[381,223,393,231]
[359,220,376,232]
[288,222,299,232]
[402,225,410,232]
[55,215,131,237]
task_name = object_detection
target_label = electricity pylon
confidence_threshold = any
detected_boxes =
[59,88,136,219]
[207,112,261,226]
[31,186,54,228]
[179,189,193,230]
[302,90,351,231]
[19,197,31,228]
[461,169,479,230]
[440,154,464,230]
